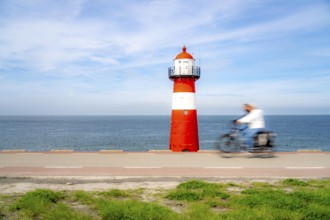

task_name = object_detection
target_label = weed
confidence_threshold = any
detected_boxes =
[10,189,64,218]
[0,208,4,220]
[46,203,93,220]
[167,180,230,202]
[220,206,303,220]
[229,185,330,219]
[251,181,273,188]
[239,188,304,210]
[184,203,220,220]
[99,189,130,199]
[226,182,240,187]
[295,188,330,206]
[207,190,230,199]
[207,199,220,208]
[177,180,218,190]
[282,178,308,186]
[166,189,203,202]
[72,190,95,205]
[307,178,330,188]
[96,199,179,220]
[303,204,330,220]
[205,198,227,209]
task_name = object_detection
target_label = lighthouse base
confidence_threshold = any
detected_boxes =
[169,110,199,152]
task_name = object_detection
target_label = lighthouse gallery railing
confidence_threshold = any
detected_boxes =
[168,66,200,79]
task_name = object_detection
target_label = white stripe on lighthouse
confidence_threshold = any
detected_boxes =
[172,92,196,110]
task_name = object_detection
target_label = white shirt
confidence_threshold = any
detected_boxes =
[238,109,265,129]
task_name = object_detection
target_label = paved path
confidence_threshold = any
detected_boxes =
[1,152,329,179]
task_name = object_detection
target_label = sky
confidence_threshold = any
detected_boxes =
[0,0,330,115]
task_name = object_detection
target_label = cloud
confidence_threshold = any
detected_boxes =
[0,0,329,115]
[2,1,328,73]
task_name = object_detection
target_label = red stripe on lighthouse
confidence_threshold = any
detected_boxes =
[170,109,199,152]
[173,78,196,92]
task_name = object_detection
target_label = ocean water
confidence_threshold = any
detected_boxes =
[0,115,329,152]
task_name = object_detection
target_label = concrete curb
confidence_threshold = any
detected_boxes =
[1,149,328,154]
[49,150,75,153]
[148,150,171,153]
[1,150,26,153]
[297,149,322,152]
[99,150,124,153]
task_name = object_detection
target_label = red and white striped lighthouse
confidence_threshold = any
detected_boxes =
[168,45,200,152]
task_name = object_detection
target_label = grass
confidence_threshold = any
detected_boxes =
[96,199,179,220]
[45,203,93,220]
[0,178,329,219]
[222,179,330,220]
[282,178,309,186]
[166,180,230,202]
[10,189,65,219]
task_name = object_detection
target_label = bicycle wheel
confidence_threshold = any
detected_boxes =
[215,134,238,153]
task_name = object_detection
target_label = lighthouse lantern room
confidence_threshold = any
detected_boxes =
[168,46,200,152]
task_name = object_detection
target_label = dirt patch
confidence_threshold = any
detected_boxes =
[0,176,287,194]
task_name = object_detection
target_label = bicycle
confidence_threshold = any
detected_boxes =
[215,121,276,155]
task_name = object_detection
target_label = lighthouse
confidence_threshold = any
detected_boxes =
[168,45,200,152]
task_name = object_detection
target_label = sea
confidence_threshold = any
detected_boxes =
[0,115,329,152]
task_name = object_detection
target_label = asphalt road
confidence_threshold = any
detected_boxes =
[1,151,329,179]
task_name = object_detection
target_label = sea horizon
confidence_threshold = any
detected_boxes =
[1,114,329,116]
[1,115,329,152]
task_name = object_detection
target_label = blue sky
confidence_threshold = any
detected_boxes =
[0,0,329,115]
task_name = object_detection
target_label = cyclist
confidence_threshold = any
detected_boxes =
[235,103,265,150]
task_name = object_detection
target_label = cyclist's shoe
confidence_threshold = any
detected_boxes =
[249,148,260,153]
[250,146,272,153]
